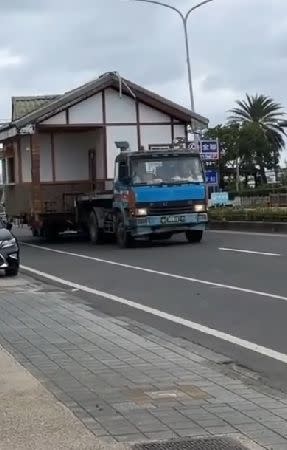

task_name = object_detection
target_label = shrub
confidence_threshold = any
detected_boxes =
[227,186,287,198]
[209,207,287,222]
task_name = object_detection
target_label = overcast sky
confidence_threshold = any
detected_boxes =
[0,0,286,138]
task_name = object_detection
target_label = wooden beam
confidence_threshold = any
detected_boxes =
[30,132,42,216]
[136,100,141,150]
[16,137,22,183]
[102,90,108,179]
[51,132,56,182]
[171,118,175,144]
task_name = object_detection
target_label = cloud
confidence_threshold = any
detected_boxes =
[0,49,25,69]
[0,0,287,137]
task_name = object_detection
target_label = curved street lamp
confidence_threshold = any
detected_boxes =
[132,0,215,130]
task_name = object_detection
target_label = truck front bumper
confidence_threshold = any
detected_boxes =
[130,213,208,237]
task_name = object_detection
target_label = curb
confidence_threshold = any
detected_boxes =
[209,220,287,234]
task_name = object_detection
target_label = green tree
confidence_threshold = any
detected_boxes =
[205,124,240,188]
[229,94,286,183]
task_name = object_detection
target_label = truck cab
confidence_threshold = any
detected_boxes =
[112,146,208,247]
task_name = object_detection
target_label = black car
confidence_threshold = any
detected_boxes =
[0,220,19,276]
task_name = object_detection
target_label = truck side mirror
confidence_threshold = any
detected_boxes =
[118,163,130,184]
[122,176,131,185]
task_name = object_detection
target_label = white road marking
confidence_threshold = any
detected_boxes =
[209,230,287,238]
[22,242,287,303]
[21,264,287,365]
[219,247,281,257]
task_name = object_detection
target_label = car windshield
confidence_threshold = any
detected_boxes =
[131,155,204,185]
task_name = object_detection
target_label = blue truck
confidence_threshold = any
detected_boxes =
[76,142,208,248]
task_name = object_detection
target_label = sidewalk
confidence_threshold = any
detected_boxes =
[1,275,287,449]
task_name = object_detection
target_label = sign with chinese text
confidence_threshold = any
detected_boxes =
[200,140,219,161]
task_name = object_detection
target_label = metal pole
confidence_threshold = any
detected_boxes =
[183,17,195,113]
[131,0,214,145]
[182,16,196,147]
[236,154,240,192]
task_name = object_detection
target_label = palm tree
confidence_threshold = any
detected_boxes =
[229,94,286,183]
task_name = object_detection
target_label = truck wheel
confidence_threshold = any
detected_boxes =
[32,228,39,237]
[43,226,58,242]
[89,212,104,244]
[186,230,203,243]
[116,217,133,249]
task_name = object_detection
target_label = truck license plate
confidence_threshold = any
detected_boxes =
[161,216,186,224]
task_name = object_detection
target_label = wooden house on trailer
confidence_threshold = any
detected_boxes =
[0,71,208,220]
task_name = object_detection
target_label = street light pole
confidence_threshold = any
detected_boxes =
[132,0,215,136]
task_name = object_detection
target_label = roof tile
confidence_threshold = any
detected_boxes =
[12,95,60,121]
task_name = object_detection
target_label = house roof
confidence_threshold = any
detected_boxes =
[12,95,60,121]
[3,72,209,131]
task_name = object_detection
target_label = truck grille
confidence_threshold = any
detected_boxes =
[148,204,195,216]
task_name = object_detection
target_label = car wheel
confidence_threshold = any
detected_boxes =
[5,266,19,277]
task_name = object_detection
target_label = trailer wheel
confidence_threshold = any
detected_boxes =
[186,230,203,243]
[116,217,134,249]
[32,228,39,237]
[89,212,104,244]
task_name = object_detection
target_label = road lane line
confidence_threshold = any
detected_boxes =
[22,242,287,303]
[219,247,281,257]
[21,264,287,365]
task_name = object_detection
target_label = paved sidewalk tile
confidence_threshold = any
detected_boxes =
[0,279,287,449]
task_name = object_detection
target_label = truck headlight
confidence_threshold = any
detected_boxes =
[135,208,148,217]
[194,204,205,212]
[1,238,16,249]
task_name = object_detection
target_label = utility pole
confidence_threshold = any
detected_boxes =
[132,0,215,142]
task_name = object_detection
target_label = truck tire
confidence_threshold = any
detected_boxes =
[32,228,39,237]
[116,217,134,249]
[89,212,104,244]
[186,230,203,243]
[43,226,59,242]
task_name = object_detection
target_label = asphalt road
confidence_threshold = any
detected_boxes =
[16,228,287,392]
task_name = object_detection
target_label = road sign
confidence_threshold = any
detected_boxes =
[211,192,230,206]
[200,140,219,161]
[205,169,219,186]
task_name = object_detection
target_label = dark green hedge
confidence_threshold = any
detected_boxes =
[227,186,287,198]
[209,207,287,222]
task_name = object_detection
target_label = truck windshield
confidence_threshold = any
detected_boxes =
[131,155,204,186]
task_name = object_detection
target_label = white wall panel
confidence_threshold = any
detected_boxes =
[174,124,186,140]
[139,103,170,123]
[106,126,138,178]
[69,93,103,124]
[41,111,66,125]
[54,131,98,181]
[105,89,136,123]
[140,125,172,150]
